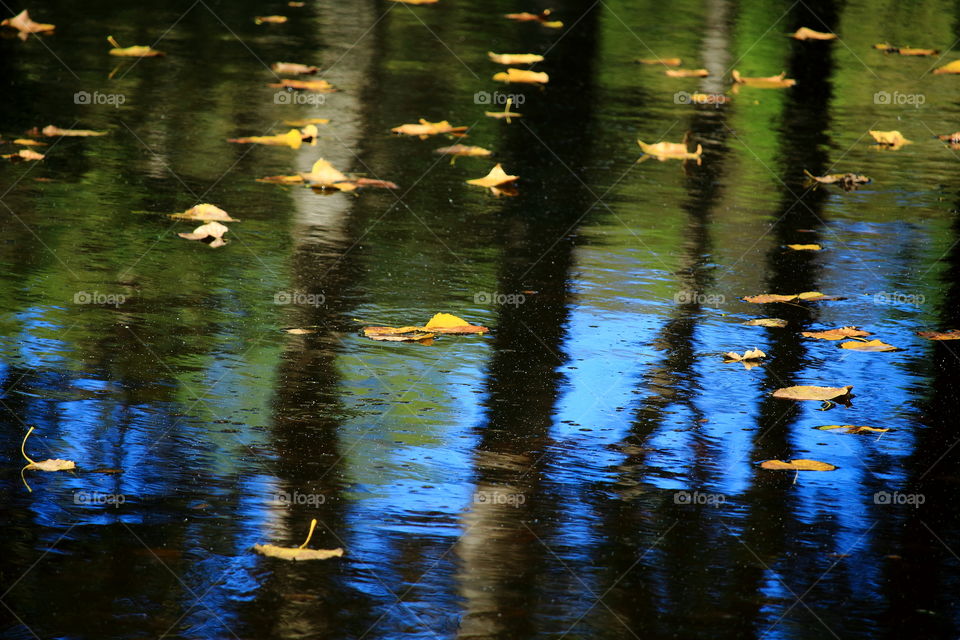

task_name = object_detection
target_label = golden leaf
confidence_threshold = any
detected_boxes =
[466,164,518,188]
[488,52,544,65]
[760,459,836,471]
[771,385,853,401]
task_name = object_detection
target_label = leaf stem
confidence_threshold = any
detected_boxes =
[21,426,36,465]
[107,35,121,49]
[298,518,318,549]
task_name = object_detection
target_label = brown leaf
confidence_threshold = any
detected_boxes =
[875,43,938,56]
[760,459,836,471]
[772,385,853,401]
[178,221,229,248]
[171,203,237,222]
[504,9,563,28]
[636,57,682,66]
[363,327,436,342]
[487,52,544,65]
[839,339,898,352]
[388,0,438,3]
[742,318,788,327]
[791,27,837,40]
[723,348,766,362]
[731,70,796,88]
[917,329,960,340]
[434,144,492,157]
[803,170,870,190]
[801,326,871,341]
[272,62,318,74]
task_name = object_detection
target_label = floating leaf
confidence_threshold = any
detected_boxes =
[803,170,870,190]
[255,15,288,24]
[742,318,788,327]
[760,459,836,471]
[504,9,563,28]
[363,314,488,341]
[1,9,54,40]
[107,35,164,57]
[839,339,898,352]
[790,27,837,40]
[268,78,336,92]
[743,291,841,303]
[801,326,871,341]
[285,328,315,335]
[933,60,960,74]
[171,203,237,222]
[493,68,549,85]
[869,130,911,149]
[423,313,488,334]
[485,98,522,122]
[731,70,796,88]
[178,221,229,248]
[391,119,468,139]
[816,425,890,434]
[363,327,436,342]
[636,57,681,66]
[13,139,45,146]
[637,139,702,162]
[488,52,543,65]
[228,128,306,149]
[723,348,766,362]
[20,427,75,492]
[874,43,938,56]
[772,385,853,401]
[434,144,492,157]
[466,163,518,189]
[917,329,960,340]
[787,244,821,251]
[254,519,344,561]
[2,149,44,162]
[39,125,106,137]
[665,68,708,78]
[272,62,318,74]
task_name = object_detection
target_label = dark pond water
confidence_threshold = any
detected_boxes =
[2,0,960,638]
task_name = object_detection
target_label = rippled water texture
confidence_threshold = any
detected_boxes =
[2,0,960,638]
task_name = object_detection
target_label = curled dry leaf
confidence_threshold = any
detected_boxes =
[171,203,237,222]
[1,9,54,40]
[493,68,549,85]
[731,70,796,88]
[665,68,709,78]
[791,27,837,40]
[839,339,898,352]
[178,221,229,248]
[488,52,544,65]
[107,36,164,57]
[772,385,853,401]
[743,291,841,303]
[637,139,703,162]
[787,244,821,251]
[760,459,836,471]
[434,144,492,157]
[869,130,910,148]
[874,43,938,56]
[255,15,287,24]
[933,60,960,74]
[801,326,871,340]
[272,62,319,74]
[254,519,344,561]
[816,425,890,434]
[504,9,563,28]
[3,149,44,162]
[40,125,107,137]
[723,348,766,362]
[391,119,468,139]
[636,57,682,66]
[742,318,788,327]
[917,329,960,340]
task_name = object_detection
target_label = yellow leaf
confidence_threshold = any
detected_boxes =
[391,119,468,138]
[761,459,836,471]
[492,68,549,84]
[254,15,287,24]
[41,125,106,137]
[787,244,821,251]
[816,425,890,434]
[466,163,518,188]
[664,68,709,77]
[272,62,319,74]
[636,57,682,66]
[742,318,788,327]
[228,129,303,149]
[434,145,492,157]
[731,70,796,88]
[488,52,544,65]
[933,60,960,74]
[839,339,898,352]
[268,79,336,92]
[1,10,54,39]
[254,519,344,560]
[771,385,853,401]
[723,348,766,362]
[791,27,837,40]
[178,221,229,248]
[637,139,702,161]
[171,204,237,222]
[423,313,488,333]
[801,326,871,341]
[869,130,911,148]
[107,36,164,57]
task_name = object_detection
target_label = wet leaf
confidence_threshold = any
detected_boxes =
[933,60,960,74]
[636,57,682,66]
[107,36,164,57]
[874,43,938,56]
[178,221,229,248]
[488,52,544,65]
[285,328,315,335]
[466,163,518,187]
[790,27,837,40]
[363,314,488,341]
[40,125,107,137]
[504,9,563,28]
[665,68,709,78]
[170,203,237,222]
[255,15,287,24]
[434,144,492,157]
[869,130,911,149]
[485,99,522,122]
[637,139,703,162]
[801,326,871,341]
[268,78,336,92]
[743,291,841,303]
[20,427,75,491]
[352,178,399,189]
[1,9,54,40]
[723,348,766,362]
[772,385,853,401]
[272,62,319,74]
[742,318,788,327]
[391,119,468,139]
[493,68,549,85]
[760,459,836,471]
[228,128,309,149]
[13,139,45,146]
[816,425,890,434]
[363,327,436,342]
[803,170,870,190]
[839,339,898,352]
[300,158,350,187]
[917,329,960,340]
[731,70,796,88]
[787,244,821,251]
[422,313,488,334]
[254,519,343,561]
[3,149,44,162]
[260,160,397,191]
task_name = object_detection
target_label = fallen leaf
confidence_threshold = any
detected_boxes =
[731,70,796,88]
[839,339,898,352]
[787,244,821,251]
[434,144,492,157]
[687,92,731,105]
[12,139,45,146]
[352,178,399,189]
[254,519,343,561]
[493,68,549,85]
[816,425,890,434]
[742,318,788,327]
[1,9,54,40]
[285,328,315,335]
[875,43,938,56]
[272,62,319,74]
[933,60,960,74]
[504,9,563,28]
[40,125,107,137]
[363,314,488,340]
[20,427,75,490]
[772,385,853,401]
[743,291,841,303]
[665,68,709,77]
[171,203,237,222]
[723,348,766,362]
[637,139,703,162]
[488,52,544,65]
[300,158,349,185]
[2,149,44,162]
[228,128,305,149]
[363,327,436,342]
[178,221,229,248]
[801,326,871,340]
[107,35,164,57]
[485,99,522,122]
[422,313,488,334]
[917,329,960,340]
[268,78,336,92]
[791,27,837,40]
[760,459,836,471]
[466,163,518,189]
[803,170,870,190]
[391,119,468,139]
[869,130,911,149]
[255,15,288,24]
[636,57,682,66]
